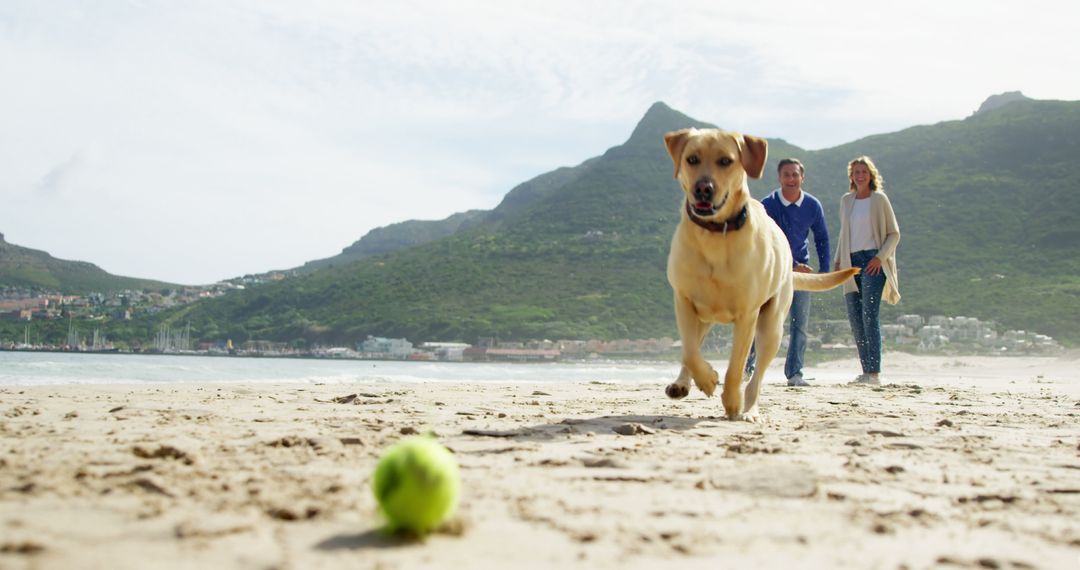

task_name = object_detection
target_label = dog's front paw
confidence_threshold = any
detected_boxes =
[665,383,690,400]
[722,387,742,419]
[692,368,719,397]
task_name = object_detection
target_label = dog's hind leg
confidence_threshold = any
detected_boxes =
[667,320,714,399]
[722,316,756,419]
[671,295,718,398]
[742,296,784,422]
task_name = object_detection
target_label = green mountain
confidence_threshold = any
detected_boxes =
[27,95,1080,347]
[159,95,1080,346]
[0,233,175,293]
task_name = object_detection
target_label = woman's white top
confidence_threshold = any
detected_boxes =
[849,196,877,252]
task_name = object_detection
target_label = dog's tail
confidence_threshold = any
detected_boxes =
[793,268,860,292]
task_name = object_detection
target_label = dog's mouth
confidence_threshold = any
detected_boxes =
[690,194,728,217]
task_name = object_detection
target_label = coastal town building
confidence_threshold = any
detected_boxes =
[358,335,414,358]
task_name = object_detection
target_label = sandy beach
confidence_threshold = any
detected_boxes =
[2,354,1079,569]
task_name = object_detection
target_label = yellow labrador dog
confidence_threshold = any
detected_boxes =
[663,128,859,421]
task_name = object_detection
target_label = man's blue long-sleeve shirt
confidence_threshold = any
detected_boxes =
[760,189,830,271]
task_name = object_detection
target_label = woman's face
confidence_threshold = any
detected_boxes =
[851,163,872,190]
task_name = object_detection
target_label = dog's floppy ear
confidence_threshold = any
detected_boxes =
[739,134,768,179]
[663,128,694,178]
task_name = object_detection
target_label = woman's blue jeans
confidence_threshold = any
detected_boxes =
[845,249,886,374]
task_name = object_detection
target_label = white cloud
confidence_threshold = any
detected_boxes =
[0,0,1077,284]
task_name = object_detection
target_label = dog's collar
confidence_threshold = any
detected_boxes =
[685,201,748,234]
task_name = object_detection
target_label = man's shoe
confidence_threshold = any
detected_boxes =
[787,373,811,387]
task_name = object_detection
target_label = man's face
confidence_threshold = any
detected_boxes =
[779,163,804,194]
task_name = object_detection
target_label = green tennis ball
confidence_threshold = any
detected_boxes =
[372,436,460,535]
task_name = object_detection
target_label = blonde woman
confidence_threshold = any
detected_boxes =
[833,156,900,384]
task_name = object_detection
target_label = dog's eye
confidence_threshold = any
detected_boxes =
[717,157,734,167]
[686,155,700,166]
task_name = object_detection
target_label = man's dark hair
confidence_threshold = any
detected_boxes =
[777,158,805,175]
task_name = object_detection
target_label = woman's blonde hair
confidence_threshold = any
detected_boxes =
[847,156,884,192]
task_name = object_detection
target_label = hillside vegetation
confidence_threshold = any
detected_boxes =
[0,233,175,293]
[5,95,1078,347]
[158,97,1080,346]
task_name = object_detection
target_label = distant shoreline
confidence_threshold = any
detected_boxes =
[0,346,675,365]
[0,345,1065,365]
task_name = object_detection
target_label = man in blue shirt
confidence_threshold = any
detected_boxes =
[748,158,831,386]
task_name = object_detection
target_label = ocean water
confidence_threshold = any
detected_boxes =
[0,351,682,387]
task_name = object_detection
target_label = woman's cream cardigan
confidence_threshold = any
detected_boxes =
[833,191,901,305]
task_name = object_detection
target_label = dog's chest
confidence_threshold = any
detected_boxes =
[688,283,742,323]
[695,306,736,323]
[669,249,776,323]
[676,264,755,322]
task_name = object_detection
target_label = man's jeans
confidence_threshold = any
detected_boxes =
[845,249,886,374]
[745,289,810,380]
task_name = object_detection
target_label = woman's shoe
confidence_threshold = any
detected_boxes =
[856,373,881,385]
[851,373,880,385]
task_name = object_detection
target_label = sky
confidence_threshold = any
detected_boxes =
[2,0,1078,285]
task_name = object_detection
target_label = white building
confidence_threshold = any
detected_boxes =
[360,336,413,357]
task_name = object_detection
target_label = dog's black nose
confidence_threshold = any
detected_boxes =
[694,179,714,202]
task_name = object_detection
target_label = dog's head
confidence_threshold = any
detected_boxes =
[663,128,767,220]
